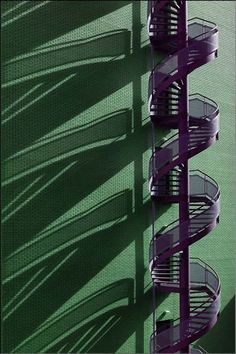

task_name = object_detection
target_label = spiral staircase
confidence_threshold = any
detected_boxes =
[147,1,221,353]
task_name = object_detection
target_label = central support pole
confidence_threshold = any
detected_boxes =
[178,2,190,353]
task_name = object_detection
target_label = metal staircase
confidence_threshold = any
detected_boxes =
[147,1,221,353]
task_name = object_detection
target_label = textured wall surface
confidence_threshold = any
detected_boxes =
[1,1,235,353]
[188,1,236,352]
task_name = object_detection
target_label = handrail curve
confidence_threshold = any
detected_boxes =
[148,1,221,353]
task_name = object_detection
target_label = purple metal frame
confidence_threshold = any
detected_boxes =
[148,1,221,353]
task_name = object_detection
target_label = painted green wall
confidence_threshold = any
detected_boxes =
[1,1,235,353]
[189,1,236,352]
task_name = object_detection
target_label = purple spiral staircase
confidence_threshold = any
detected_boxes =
[147,1,221,353]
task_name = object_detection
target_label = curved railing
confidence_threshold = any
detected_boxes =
[148,1,221,353]
[149,96,219,181]
[150,258,221,353]
[149,92,219,126]
[149,171,220,265]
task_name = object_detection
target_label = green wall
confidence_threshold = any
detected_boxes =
[1,1,235,353]
[189,1,235,352]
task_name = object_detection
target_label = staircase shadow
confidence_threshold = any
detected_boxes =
[3,112,140,256]
[3,189,169,351]
[3,29,131,87]
[197,295,235,353]
[5,279,135,353]
[2,1,171,353]
[2,29,132,158]
[2,1,131,62]
[1,45,149,160]
[2,107,133,185]
[49,289,168,353]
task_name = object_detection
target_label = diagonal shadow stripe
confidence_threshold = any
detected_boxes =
[2,74,76,125]
[1,1,28,18]
[1,2,152,354]
[67,325,96,353]
[3,249,78,321]
[2,109,132,185]
[3,30,131,87]
[26,286,165,353]
[2,267,45,315]
[11,279,134,353]
[2,175,43,214]
[2,200,169,350]
[2,161,77,223]
[2,44,149,159]
[2,122,151,258]
[4,190,132,283]
[78,315,121,353]
[2,83,43,116]
[2,1,131,61]
[2,1,50,28]
[84,288,162,354]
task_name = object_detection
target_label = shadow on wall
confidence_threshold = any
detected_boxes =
[2,29,131,88]
[2,1,170,353]
[50,290,168,353]
[2,29,132,158]
[197,296,235,353]
[2,1,131,61]
[10,279,135,353]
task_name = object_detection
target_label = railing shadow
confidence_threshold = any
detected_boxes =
[1,1,171,353]
[2,108,132,184]
[2,28,132,158]
[197,295,235,353]
[3,175,170,351]
[3,190,132,349]
[50,290,168,353]
[8,279,135,353]
[2,1,131,61]
[2,44,150,160]
[3,29,131,87]
[3,190,169,351]
[2,113,135,256]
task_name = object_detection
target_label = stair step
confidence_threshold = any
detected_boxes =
[153,275,180,279]
[153,271,179,275]
[153,267,180,271]
[190,295,209,298]
[191,310,211,314]
[171,1,181,11]
[163,7,179,16]
[189,139,208,144]
[157,96,180,101]
[155,16,178,22]
[191,311,212,316]
[190,132,212,136]
[190,210,207,213]
[191,217,212,221]
[189,137,210,141]
[154,281,180,287]
[189,325,204,331]
[155,103,179,107]
[152,272,180,276]
[165,88,181,94]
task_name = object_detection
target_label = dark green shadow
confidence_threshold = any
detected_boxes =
[196,295,235,353]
